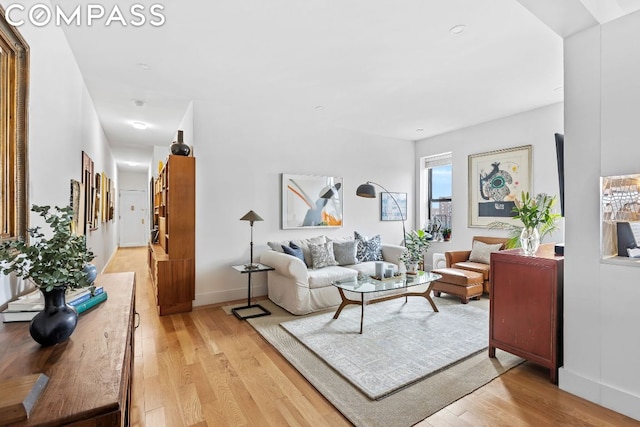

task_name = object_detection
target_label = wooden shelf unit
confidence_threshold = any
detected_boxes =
[489,244,564,383]
[0,272,136,426]
[148,155,196,315]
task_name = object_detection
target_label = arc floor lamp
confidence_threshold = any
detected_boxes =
[356,181,406,246]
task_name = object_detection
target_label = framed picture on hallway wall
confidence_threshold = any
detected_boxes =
[281,173,343,229]
[468,145,532,227]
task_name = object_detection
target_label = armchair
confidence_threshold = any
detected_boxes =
[444,236,509,294]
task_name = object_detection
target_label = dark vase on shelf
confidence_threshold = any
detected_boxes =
[30,286,78,347]
[170,130,191,156]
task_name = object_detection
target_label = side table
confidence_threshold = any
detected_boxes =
[230,263,275,319]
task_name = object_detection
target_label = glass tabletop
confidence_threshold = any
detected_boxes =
[332,271,442,294]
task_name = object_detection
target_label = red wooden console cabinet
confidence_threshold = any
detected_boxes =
[489,244,564,383]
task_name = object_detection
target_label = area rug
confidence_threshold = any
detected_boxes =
[246,298,524,427]
[280,300,490,400]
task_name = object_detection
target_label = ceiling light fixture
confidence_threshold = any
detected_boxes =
[449,24,466,35]
[315,105,324,110]
[132,121,147,130]
[133,99,145,107]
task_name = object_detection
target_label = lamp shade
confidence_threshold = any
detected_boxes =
[356,182,376,198]
[240,210,264,223]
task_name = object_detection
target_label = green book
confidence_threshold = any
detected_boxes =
[76,291,108,315]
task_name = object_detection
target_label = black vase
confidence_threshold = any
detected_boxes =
[170,130,191,156]
[29,287,78,347]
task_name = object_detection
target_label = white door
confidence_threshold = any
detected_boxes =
[119,190,149,247]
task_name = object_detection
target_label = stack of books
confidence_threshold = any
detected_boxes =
[2,286,107,323]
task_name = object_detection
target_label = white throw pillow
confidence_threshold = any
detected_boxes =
[468,241,503,264]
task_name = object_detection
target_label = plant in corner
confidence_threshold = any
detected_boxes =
[490,192,561,256]
[399,229,432,274]
[0,205,96,346]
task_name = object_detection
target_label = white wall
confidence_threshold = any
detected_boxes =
[0,2,118,305]
[191,101,415,305]
[560,11,640,420]
[415,103,565,268]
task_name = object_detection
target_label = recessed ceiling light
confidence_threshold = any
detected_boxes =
[133,99,145,107]
[126,161,138,167]
[132,121,147,130]
[137,63,151,70]
[449,25,466,35]
[315,105,324,110]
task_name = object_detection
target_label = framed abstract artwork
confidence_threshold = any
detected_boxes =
[468,145,532,227]
[380,192,407,221]
[281,173,343,229]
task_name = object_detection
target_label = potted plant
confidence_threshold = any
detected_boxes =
[442,228,452,241]
[490,192,561,256]
[0,205,96,346]
[399,229,432,274]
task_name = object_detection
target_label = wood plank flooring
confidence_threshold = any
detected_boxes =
[105,247,640,427]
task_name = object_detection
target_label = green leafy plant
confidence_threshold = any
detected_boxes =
[489,192,561,248]
[0,205,95,292]
[399,229,432,265]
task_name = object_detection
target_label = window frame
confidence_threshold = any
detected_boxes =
[0,8,29,242]
[424,153,452,232]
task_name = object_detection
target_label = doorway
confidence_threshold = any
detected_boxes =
[119,190,149,247]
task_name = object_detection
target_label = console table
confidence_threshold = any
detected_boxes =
[489,245,563,383]
[0,272,136,426]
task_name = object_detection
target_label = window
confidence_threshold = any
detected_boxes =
[0,11,29,241]
[425,153,452,235]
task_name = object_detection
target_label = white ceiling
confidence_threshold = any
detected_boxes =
[53,0,639,172]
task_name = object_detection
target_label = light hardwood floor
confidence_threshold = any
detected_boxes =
[106,247,639,427]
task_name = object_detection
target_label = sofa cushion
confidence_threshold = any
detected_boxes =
[332,240,358,265]
[354,231,383,262]
[309,242,339,269]
[452,261,491,281]
[281,242,304,262]
[468,241,503,264]
[308,266,358,289]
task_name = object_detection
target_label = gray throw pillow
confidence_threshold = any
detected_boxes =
[309,242,339,269]
[332,240,358,265]
[468,241,503,264]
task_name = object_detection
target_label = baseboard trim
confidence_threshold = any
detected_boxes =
[559,367,640,421]
[194,284,268,308]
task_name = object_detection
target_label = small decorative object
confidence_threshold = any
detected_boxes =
[442,228,452,241]
[170,130,191,156]
[239,210,264,270]
[399,229,432,273]
[384,267,394,278]
[375,261,384,278]
[489,192,561,255]
[519,226,540,257]
[356,181,406,245]
[0,205,96,346]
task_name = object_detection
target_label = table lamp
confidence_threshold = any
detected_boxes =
[240,210,264,270]
[356,181,406,246]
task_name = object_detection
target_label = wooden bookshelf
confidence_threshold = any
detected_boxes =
[148,155,196,315]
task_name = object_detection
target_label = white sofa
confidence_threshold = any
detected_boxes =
[260,235,404,315]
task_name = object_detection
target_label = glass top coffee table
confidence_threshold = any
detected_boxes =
[332,271,442,333]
